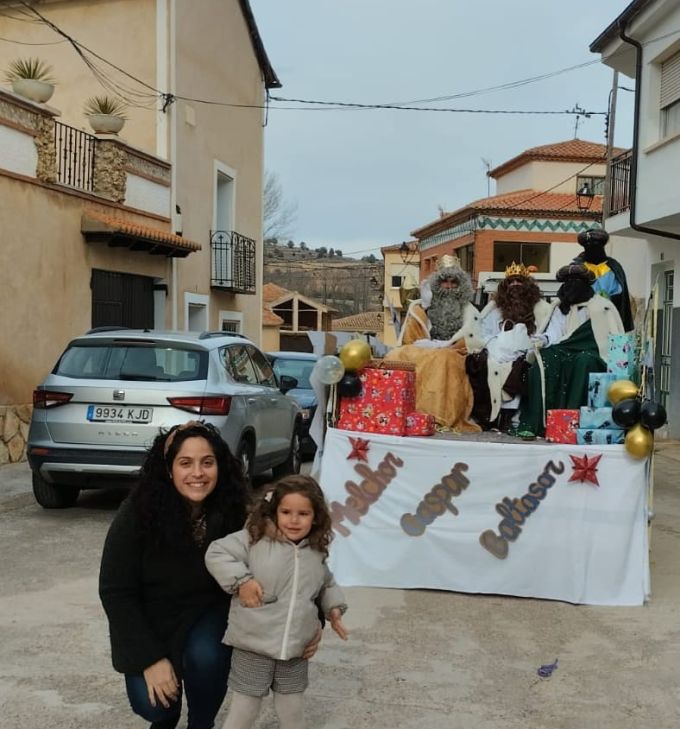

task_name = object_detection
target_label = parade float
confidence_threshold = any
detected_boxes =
[312,293,665,607]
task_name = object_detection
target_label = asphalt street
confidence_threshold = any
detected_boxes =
[2,447,680,729]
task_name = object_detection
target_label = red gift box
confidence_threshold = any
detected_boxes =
[545,409,579,444]
[337,364,416,436]
[405,411,435,437]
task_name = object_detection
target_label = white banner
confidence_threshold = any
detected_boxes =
[320,428,650,606]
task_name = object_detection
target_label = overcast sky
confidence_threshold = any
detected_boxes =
[249,1,636,258]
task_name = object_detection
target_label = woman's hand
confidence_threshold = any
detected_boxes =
[238,579,263,607]
[143,658,179,708]
[329,608,349,641]
[302,625,323,659]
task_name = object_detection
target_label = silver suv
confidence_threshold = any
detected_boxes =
[27,329,302,508]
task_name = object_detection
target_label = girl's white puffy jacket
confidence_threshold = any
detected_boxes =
[205,526,346,661]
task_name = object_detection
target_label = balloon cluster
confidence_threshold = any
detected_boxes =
[608,379,667,460]
[310,339,372,397]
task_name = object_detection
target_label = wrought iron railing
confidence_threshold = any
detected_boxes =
[210,230,256,294]
[54,120,96,192]
[608,149,632,216]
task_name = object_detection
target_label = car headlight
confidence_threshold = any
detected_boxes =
[300,408,312,420]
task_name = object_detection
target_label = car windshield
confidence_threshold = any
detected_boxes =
[54,344,208,382]
[271,358,315,389]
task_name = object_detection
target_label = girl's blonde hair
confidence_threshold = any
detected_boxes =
[247,475,334,557]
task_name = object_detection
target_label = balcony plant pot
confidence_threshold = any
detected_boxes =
[11,78,55,103]
[87,113,125,135]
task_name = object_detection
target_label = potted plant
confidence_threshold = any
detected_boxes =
[4,57,55,103]
[83,95,127,134]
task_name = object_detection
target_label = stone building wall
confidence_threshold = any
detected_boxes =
[0,405,31,464]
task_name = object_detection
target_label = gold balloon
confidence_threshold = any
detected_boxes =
[624,423,654,460]
[608,379,639,405]
[339,339,372,372]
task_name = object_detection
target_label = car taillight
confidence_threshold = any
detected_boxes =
[32,390,73,409]
[167,396,232,415]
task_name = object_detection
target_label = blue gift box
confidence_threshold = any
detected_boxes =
[607,333,639,381]
[576,428,625,445]
[580,406,616,429]
[587,373,617,408]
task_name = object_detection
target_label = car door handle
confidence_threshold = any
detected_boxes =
[247,397,257,404]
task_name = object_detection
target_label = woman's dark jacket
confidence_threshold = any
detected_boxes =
[99,497,238,675]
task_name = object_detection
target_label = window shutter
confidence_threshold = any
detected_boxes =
[660,50,680,108]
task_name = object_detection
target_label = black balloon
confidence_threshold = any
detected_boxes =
[640,400,667,431]
[337,373,362,397]
[612,398,641,428]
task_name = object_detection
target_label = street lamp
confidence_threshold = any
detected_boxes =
[576,183,595,212]
[399,241,416,264]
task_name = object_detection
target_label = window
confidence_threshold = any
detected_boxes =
[457,244,474,275]
[221,344,258,385]
[576,175,605,195]
[391,275,403,288]
[661,50,680,138]
[493,242,549,273]
[246,345,277,388]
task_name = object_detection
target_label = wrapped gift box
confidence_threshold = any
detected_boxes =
[405,411,436,437]
[607,333,639,381]
[337,364,416,436]
[545,409,579,444]
[576,428,625,445]
[587,372,617,408]
[579,406,616,430]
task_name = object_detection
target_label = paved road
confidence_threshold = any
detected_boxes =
[2,447,680,729]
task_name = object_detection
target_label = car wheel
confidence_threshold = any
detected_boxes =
[272,426,302,479]
[32,471,80,509]
[237,439,254,488]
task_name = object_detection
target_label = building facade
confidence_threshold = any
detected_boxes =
[591,0,680,436]
[412,140,612,287]
[0,0,278,461]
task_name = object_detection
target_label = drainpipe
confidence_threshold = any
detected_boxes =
[617,22,680,241]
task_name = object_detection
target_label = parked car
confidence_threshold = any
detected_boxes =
[27,329,302,508]
[267,351,319,458]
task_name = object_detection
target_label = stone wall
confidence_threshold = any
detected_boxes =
[0,404,31,464]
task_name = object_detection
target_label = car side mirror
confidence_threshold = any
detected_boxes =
[279,375,298,394]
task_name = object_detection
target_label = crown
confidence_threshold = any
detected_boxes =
[504,261,530,278]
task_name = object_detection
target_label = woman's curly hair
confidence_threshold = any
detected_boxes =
[131,421,248,547]
[247,475,334,558]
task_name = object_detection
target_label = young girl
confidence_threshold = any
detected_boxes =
[205,474,348,729]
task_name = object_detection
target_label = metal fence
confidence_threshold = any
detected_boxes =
[54,121,96,192]
[210,230,256,294]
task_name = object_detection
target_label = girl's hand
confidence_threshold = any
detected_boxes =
[302,626,323,659]
[238,579,263,607]
[329,608,349,641]
[143,658,179,708]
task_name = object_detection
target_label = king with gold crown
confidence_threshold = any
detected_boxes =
[465,262,553,432]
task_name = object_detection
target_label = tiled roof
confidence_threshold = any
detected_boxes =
[263,282,291,303]
[332,311,384,332]
[488,139,625,179]
[380,240,419,255]
[81,211,200,256]
[263,307,284,326]
[412,189,602,238]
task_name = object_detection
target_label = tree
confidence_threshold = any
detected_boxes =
[300,241,307,250]
[335,249,343,258]
[287,240,295,249]
[362,254,377,263]
[263,170,298,240]
[329,247,335,257]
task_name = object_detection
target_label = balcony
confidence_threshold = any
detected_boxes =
[54,120,96,192]
[210,230,257,294]
[608,150,631,217]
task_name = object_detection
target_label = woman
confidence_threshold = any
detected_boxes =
[99,421,249,729]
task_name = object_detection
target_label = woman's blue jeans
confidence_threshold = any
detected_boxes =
[125,606,231,729]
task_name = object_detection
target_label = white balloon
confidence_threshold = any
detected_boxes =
[314,355,345,385]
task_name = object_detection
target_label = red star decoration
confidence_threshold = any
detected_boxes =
[347,437,370,462]
[568,453,603,487]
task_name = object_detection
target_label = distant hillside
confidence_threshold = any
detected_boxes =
[264,241,383,315]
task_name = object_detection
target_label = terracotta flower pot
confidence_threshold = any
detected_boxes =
[11,78,55,103]
[87,113,126,135]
